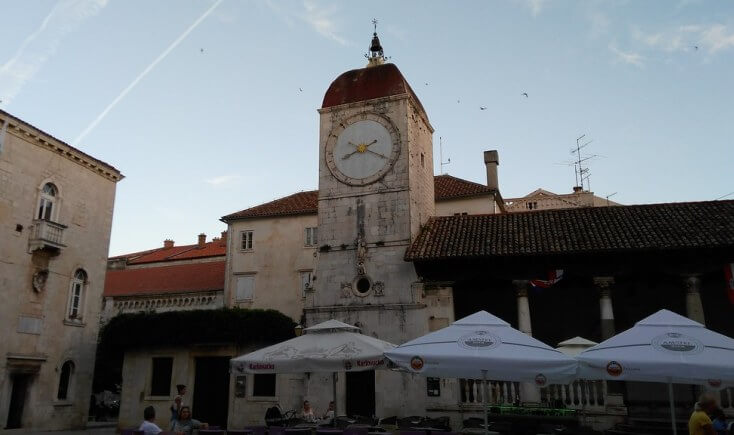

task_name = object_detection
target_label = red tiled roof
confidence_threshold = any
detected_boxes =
[434,174,492,199]
[321,63,427,116]
[113,240,227,264]
[222,176,491,221]
[0,109,122,175]
[405,200,734,261]
[104,261,225,297]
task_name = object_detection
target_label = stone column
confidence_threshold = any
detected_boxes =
[685,276,705,325]
[594,277,616,340]
[513,280,532,335]
[512,280,539,403]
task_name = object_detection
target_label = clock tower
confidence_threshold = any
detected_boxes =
[305,29,435,416]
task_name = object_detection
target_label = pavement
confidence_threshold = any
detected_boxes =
[7,422,117,434]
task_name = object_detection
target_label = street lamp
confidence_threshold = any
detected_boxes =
[294,324,304,337]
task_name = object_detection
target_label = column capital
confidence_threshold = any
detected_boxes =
[512,280,530,297]
[593,276,615,297]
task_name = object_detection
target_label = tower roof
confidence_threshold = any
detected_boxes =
[321,63,427,116]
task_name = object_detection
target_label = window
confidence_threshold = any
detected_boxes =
[300,271,313,297]
[67,269,86,320]
[235,275,255,301]
[37,182,57,221]
[427,377,441,397]
[150,357,173,396]
[57,361,74,400]
[240,230,253,250]
[304,227,318,247]
[253,374,276,397]
[526,201,538,210]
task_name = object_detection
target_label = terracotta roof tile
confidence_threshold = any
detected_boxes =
[104,261,225,297]
[222,176,491,221]
[321,63,426,116]
[118,240,227,264]
[405,200,734,261]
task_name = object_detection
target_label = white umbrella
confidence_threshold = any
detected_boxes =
[231,319,395,417]
[577,309,734,435]
[385,311,578,433]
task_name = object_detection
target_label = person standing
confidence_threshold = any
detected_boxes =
[711,408,728,435]
[301,400,316,422]
[170,384,187,422]
[689,392,717,435]
[139,406,162,435]
[171,406,208,435]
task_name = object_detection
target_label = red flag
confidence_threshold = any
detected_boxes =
[725,264,734,305]
[531,269,564,289]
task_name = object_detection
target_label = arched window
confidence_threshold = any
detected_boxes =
[67,269,87,320]
[57,360,74,400]
[37,183,57,221]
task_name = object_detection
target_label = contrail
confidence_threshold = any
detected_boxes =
[0,2,60,75]
[73,0,224,146]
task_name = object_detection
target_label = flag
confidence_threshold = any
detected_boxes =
[531,269,564,288]
[725,264,734,305]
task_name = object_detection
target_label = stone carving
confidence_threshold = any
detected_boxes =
[32,269,49,293]
[373,281,385,296]
[356,235,367,276]
[340,282,353,298]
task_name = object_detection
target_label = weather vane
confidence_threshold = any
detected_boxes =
[372,18,378,33]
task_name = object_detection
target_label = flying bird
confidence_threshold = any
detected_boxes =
[480,106,487,110]
[299,88,303,92]
[457,99,460,103]
[522,92,529,98]
[694,45,699,51]
[425,82,429,86]
[200,48,204,53]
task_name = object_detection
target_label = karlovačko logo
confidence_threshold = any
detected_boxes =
[343,360,353,371]
[606,361,623,377]
[458,330,501,350]
[652,332,704,354]
[534,374,547,386]
[249,363,275,370]
[708,379,722,388]
[410,356,424,371]
[356,359,385,368]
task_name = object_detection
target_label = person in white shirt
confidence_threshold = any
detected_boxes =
[139,406,162,435]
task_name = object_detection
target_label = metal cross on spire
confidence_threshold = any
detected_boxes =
[366,18,385,66]
[372,18,378,33]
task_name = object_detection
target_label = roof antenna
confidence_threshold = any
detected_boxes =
[439,136,451,174]
[570,134,598,192]
[605,192,618,206]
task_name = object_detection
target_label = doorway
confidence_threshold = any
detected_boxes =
[6,374,31,429]
[345,371,375,418]
[192,357,231,428]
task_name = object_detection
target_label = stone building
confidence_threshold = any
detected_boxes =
[0,110,122,430]
[503,187,618,212]
[102,233,227,321]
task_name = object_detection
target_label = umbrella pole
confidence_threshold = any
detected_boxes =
[482,370,488,435]
[667,381,677,435]
[333,372,338,420]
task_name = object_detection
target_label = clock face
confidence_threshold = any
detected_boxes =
[325,113,400,186]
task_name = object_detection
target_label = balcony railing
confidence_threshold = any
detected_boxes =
[29,219,67,252]
[459,378,605,412]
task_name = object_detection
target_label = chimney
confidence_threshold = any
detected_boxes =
[163,239,174,249]
[484,150,499,191]
[220,230,228,245]
[573,186,583,193]
[198,233,206,248]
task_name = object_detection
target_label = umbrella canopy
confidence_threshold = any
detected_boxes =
[384,311,578,385]
[577,309,734,387]
[556,336,598,356]
[230,319,396,374]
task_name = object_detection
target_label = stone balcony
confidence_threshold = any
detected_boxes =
[29,219,67,253]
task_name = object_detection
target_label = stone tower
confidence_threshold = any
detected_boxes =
[304,31,435,417]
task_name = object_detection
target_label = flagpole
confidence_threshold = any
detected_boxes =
[667,379,677,435]
[482,370,489,435]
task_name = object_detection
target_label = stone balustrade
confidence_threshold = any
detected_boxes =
[111,291,222,313]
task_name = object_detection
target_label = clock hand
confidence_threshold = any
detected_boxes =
[364,140,378,148]
[341,150,360,160]
[365,149,388,159]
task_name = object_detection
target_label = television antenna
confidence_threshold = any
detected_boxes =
[570,134,599,191]
[605,192,618,205]
[439,136,451,174]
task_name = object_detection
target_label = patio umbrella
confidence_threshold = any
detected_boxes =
[231,319,396,417]
[576,309,734,435]
[384,311,578,434]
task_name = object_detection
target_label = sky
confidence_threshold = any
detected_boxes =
[1,0,733,256]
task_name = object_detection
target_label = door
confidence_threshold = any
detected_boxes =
[345,371,375,418]
[6,374,31,429]
[192,357,231,428]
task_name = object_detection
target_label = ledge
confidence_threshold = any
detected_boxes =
[63,319,86,328]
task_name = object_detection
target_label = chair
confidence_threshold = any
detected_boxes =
[244,425,268,435]
[269,426,287,435]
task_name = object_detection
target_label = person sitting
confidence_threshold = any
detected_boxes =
[301,400,316,422]
[171,406,208,435]
[138,406,162,435]
[323,401,335,420]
